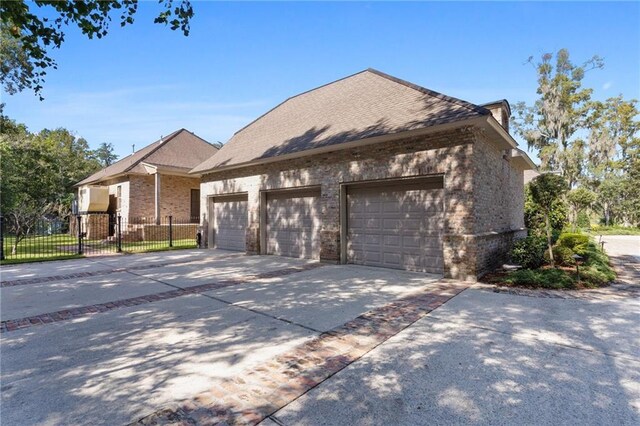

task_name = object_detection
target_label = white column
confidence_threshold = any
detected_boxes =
[155,173,161,225]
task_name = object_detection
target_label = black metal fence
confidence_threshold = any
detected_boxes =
[1,214,201,262]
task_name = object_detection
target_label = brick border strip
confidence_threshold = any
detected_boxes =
[131,281,469,426]
[1,252,245,288]
[0,263,324,333]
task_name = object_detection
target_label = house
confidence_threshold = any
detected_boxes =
[190,69,536,280]
[75,128,218,239]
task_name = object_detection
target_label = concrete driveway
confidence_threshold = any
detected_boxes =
[1,250,442,425]
[262,237,640,426]
[1,239,638,426]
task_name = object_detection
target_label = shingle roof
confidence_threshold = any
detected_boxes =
[76,129,218,186]
[191,68,490,173]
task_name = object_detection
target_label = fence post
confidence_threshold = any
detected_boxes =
[117,215,122,253]
[0,216,4,261]
[168,215,173,248]
[77,215,83,255]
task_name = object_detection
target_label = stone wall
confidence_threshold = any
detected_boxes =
[201,127,480,279]
[471,132,527,276]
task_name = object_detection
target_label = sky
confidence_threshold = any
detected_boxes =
[3,1,639,162]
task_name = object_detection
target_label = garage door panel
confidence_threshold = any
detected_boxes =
[347,180,444,274]
[212,196,247,251]
[266,189,321,259]
[384,235,400,246]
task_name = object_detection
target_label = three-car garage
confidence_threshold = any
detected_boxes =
[207,177,445,275]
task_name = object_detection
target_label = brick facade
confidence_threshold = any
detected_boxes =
[200,127,527,280]
[126,174,200,221]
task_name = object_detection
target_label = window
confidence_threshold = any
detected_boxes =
[116,185,121,210]
[190,189,200,223]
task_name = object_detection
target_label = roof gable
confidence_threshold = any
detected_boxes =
[191,69,489,173]
[77,129,217,186]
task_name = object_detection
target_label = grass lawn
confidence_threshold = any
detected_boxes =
[1,234,197,264]
[588,226,640,236]
[120,238,197,253]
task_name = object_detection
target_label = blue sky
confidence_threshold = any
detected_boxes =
[3,1,639,161]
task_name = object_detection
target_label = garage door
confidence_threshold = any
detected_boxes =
[347,179,444,274]
[266,188,321,259]
[212,194,247,251]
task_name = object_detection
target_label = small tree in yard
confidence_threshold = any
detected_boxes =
[567,187,596,227]
[529,174,568,267]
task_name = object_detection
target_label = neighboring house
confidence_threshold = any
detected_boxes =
[524,169,541,184]
[75,129,218,239]
[191,69,536,280]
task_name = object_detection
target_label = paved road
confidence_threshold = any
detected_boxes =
[264,238,640,426]
[600,235,640,260]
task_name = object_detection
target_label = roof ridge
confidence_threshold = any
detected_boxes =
[231,69,371,138]
[230,68,488,140]
[365,68,490,116]
[180,128,219,150]
[123,128,184,173]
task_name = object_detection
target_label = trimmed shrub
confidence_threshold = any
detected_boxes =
[576,211,591,229]
[558,233,590,251]
[510,236,547,269]
[504,268,576,289]
[547,245,575,266]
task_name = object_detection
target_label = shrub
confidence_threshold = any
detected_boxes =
[576,211,591,229]
[557,233,590,250]
[545,245,575,266]
[580,266,613,287]
[510,236,547,269]
[524,185,568,237]
[504,268,576,289]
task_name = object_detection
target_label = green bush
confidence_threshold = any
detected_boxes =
[510,236,547,269]
[558,233,590,250]
[524,184,569,237]
[578,242,616,283]
[576,211,591,229]
[546,245,575,266]
[580,266,613,287]
[504,268,576,289]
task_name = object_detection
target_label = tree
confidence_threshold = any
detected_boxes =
[524,184,568,238]
[528,173,568,267]
[0,114,102,253]
[1,127,55,254]
[0,0,194,99]
[586,96,640,181]
[0,23,34,96]
[567,187,596,227]
[512,49,603,187]
[94,142,119,167]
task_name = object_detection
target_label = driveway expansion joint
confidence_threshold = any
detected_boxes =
[0,263,325,333]
[129,280,469,426]
[198,292,322,334]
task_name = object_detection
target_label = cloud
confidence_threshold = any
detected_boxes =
[602,81,613,90]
